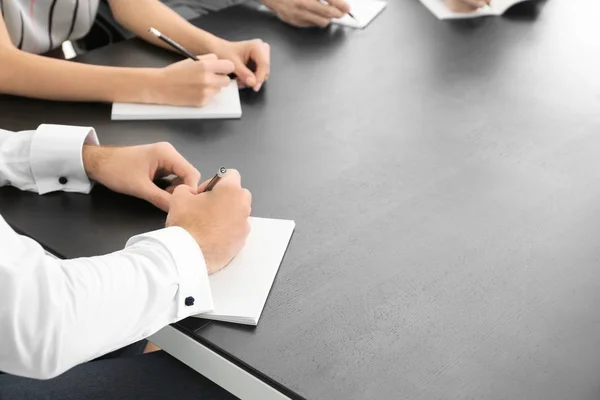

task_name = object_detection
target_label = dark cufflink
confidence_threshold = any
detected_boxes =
[185,296,195,307]
[58,177,68,185]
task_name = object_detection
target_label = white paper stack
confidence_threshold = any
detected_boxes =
[195,217,296,326]
[111,81,242,121]
[332,0,387,29]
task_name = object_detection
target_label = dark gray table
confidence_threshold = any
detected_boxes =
[2,1,600,399]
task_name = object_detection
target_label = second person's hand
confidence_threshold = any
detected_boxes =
[148,54,235,107]
[444,0,489,12]
[261,0,350,28]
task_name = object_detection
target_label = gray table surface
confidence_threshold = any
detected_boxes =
[1,1,600,399]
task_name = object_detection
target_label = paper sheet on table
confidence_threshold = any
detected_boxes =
[195,217,296,326]
[111,81,241,120]
[419,0,532,20]
[332,0,387,29]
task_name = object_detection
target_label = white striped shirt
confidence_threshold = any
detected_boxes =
[0,0,99,54]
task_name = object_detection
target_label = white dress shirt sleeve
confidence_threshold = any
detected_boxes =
[0,125,214,379]
[0,124,98,193]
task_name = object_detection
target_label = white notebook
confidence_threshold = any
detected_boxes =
[111,81,242,121]
[420,0,532,19]
[195,217,296,326]
[333,0,387,29]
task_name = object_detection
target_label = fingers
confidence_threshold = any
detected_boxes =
[326,0,351,14]
[153,142,201,191]
[233,59,258,89]
[297,11,331,28]
[445,0,484,11]
[205,73,232,88]
[249,41,271,92]
[301,0,344,19]
[142,182,172,212]
[203,57,236,75]
[172,184,196,197]
[217,168,242,189]
[197,178,211,193]
[197,53,218,61]
[242,188,252,211]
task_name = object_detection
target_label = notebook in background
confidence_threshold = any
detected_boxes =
[111,81,241,120]
[419,0,532,19]
[196,217,296,326]
[333,0,387,29]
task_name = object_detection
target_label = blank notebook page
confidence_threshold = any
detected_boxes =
[333,0,387,29]
[111,81,241,121]
[195,217,296,326]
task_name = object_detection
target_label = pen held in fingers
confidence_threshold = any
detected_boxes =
[148,27,199,61]
[202,167,227,193]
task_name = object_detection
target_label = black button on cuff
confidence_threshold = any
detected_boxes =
[184,296,195,307]
[58,176,68,185]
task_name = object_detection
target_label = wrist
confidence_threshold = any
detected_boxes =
[82,145,106,182]
[202,35,231,57]
[106,67,162,104]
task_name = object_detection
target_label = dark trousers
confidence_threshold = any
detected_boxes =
[0,342,238,400]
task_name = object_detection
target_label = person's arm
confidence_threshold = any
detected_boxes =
[0,125,98,194]
[107,0,271,91]
[0,215,212,379]
[0,12,234,105]
[0,126,213,379]
[0,127,251,380]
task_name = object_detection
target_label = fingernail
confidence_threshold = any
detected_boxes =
[254,83,263,92]
[247,77,255,87]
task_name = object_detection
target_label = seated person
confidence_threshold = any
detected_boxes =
[0,0,270,106]
[0,124,250,399]
[444,0,490,12]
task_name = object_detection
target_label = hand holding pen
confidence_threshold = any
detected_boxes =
[149,27,270,93]
[261,0,353,28]
[167,168,252,275]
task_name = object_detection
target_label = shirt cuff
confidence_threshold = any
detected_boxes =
[29,124,99,195]
[126,226,214,318]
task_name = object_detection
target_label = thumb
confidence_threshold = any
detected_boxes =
[142,182,172,212]
[197,178,212,193]
[233,60,257,88]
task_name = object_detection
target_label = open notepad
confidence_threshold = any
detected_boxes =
[195,217,296,326]
[332,0,387,29]
[111,81,242,120]
[420,0,532,19]
[257,0,387,29]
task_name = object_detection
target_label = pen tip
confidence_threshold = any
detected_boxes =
[148,27,160,37]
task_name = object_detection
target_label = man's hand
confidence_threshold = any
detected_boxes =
[262,0,349,28]
[444,0,488,12]
[82,143,200,212]
[149,54,235,107]
[166,169,252,274]
[213,39,271,92]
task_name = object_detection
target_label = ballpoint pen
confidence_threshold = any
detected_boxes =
[202,167,228,193]
[148,27,198,61]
